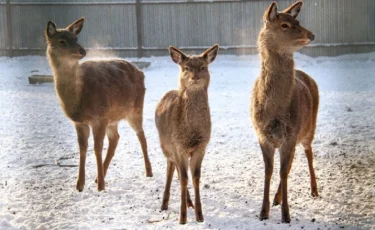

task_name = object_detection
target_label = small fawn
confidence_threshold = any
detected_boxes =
[155,45,219,224]
[45,18,153,192]
[250,1,319,223]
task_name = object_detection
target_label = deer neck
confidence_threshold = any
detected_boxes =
[47,50,83,120]
[180,88,210,125]
[258,47,295,107]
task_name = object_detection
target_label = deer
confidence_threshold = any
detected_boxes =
[45,18,153,192]
[155,45,219,224]
[250,1,319,223]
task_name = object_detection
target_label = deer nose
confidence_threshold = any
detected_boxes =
[79,48,86,57]
[307,32,315,41]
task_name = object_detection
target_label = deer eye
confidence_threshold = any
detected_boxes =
[184,66,190,72]
[200,66,205,71]
[281,24,289,29]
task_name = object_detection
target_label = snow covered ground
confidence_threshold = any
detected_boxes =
[0,52,374,230]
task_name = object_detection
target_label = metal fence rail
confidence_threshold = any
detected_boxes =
[0,0,374,57]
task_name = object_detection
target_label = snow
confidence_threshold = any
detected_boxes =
[0,52,375,230]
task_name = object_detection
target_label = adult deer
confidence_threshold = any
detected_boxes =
[155,45,219,224]
[250,1,319,223]
[45,18,153,192]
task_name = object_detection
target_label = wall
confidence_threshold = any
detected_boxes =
[0,0,374,57]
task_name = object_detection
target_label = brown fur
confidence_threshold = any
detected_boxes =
[155,45,219,224]
[45,18,153,192]
[250,1,319,223]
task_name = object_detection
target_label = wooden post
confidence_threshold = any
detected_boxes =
[135,0,143,58]
[6,0,13,57]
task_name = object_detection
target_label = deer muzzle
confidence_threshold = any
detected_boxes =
[307,32,315,41]
[72,48,86,59]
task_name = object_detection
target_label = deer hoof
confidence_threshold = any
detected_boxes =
[97,181,105,191]
[311,188,319,197]
[259,210,269,221]
[281,213,291,223]
[196,212,204,222]
[76,181,84,192]
[187,200,194,209]
[273,192,282,206]
[273,200,281,206]
[161,203,168,211]
[179,218,187,225]
[146,169,153,177]
[282,217,291,223]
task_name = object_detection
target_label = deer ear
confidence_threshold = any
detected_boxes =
[46,21,57,39]
[169,46,187,64]
[283,1,303,18]
[66,17,85,35]
[264,2,278,23]
[201,44,219,63]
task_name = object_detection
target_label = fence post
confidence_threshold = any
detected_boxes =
[135,0,143,58]
[6,0,13,57]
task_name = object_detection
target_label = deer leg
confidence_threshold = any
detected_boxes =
[273,155,294,206]
[304,145,318,197]
[176,165,194,208]
[92,123,107,191]
[279,143,296,223]
[95,123,120,183]
[75,123,90,192]
[127,116,153,177]
[259,141,275,220]
[161,160,175,210]
[176,156,189,224]
[186,186,194,208]
[190,151,205,222]
[137,131,153,177]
